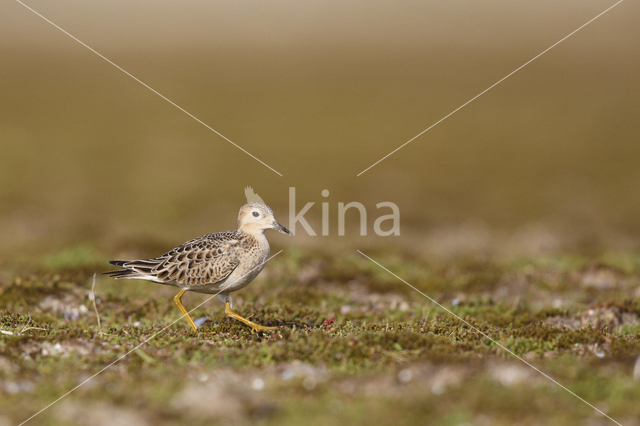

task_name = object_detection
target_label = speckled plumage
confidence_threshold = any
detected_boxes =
[106,230,268,294]
[104,202,292,331]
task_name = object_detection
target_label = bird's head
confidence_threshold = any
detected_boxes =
[237,202,292,236]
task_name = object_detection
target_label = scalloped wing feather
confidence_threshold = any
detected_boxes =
[105,230,243,287]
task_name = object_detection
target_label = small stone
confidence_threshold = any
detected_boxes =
[431,382,445,395]
[398,369,412,383]
[302,376,316,391]
[633,355,640,381]
[251,378,265,391]
[194,317,208,328]
[490,364,532,387]
[3,381,34,394]
[281,369,295,381]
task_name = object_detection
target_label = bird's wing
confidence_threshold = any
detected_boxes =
[104,231,242,287]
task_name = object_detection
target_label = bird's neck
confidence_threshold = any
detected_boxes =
[239,224,266,239]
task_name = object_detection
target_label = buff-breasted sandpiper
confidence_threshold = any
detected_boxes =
[104,202,292,332]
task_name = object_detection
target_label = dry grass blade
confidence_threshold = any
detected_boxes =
[91,273,102,335]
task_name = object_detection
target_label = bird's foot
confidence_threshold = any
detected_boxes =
[224,300,278,332]
[250,323,278,332]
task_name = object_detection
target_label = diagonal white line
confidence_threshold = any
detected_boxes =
[357,250,623,426]
[357,0,625,176]
[17,250,284,426]
[14,0,283,177]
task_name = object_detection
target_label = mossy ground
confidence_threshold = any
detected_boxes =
[1,245,640,426]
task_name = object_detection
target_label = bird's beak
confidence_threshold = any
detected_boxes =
[273,221,293,235]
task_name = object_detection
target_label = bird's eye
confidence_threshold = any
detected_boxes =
[252,211,260,217]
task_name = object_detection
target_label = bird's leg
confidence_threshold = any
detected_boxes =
[173,290,198,332]
[224,300,277,332]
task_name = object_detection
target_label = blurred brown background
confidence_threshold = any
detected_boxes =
[1,0,639,256]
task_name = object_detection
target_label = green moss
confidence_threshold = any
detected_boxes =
[1,248,640,425]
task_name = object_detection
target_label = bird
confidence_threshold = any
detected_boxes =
[103,202,292,332]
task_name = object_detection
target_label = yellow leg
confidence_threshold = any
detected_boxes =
[174,290,198,332]
[224,301,277,332]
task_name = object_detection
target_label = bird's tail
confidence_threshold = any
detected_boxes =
[102,259,159,280]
